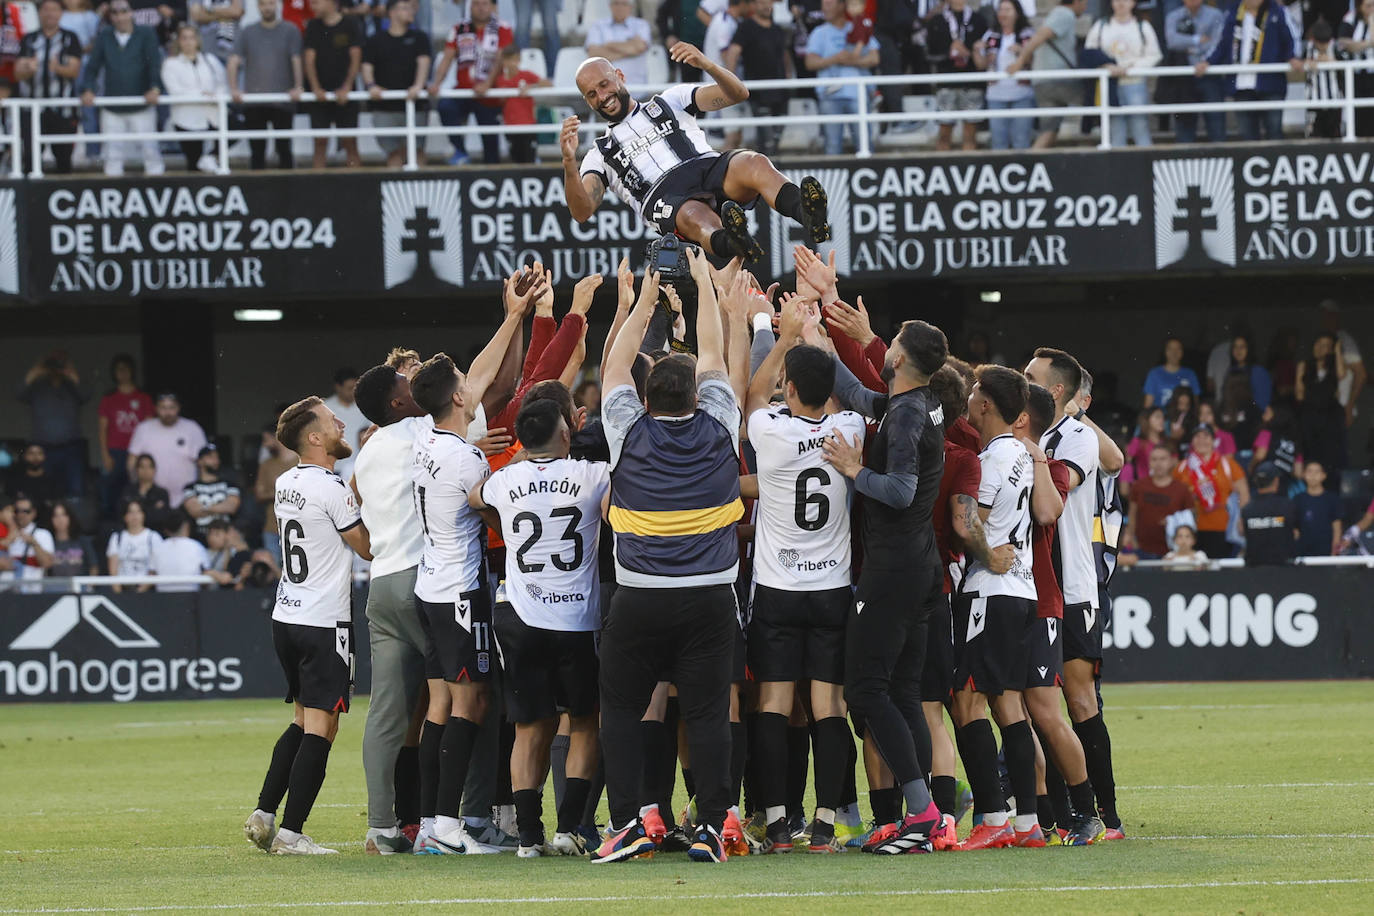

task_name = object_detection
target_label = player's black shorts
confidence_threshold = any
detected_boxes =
[1063,600,1104,663]
[748,583,849,684]
[1024,616,1064,689]
[643,149,743,235]
[418,587,495,683]
[272,619,353,713]
[308,101,360,130]
[920,592,956,702]
[492,601,598,723]
[952,593,1034,697]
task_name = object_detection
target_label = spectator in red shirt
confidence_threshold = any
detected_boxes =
[282,0,314,31]
[97,354,153,519]
[0,2,28,91]
[1125,444,1193,559]
[492,42,548,163]
[427,0,512,165]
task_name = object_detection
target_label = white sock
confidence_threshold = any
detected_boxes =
[1014,813,1039,832]
[836,803,861,827]
[765,805,786,824]
[255,808,275,824]
[435,815,464,836]
[419,816,435,838]
[275,827,300,842]
[371,825,399,838]
[814,807,836,826]
[638,803,659,819]
[981,811,1009,828]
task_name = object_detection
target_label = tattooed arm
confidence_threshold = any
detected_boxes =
[952,492,1014,575]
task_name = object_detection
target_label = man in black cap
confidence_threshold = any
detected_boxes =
[1241,463,1298,567]
[183,444,242,540]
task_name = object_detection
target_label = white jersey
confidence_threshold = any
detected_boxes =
[272,463,363,627]
[748,409,866,592]
[355,414,432,580]
[411,427,489,605]
[579,83,716,220]
[482,457,611,632]
[1040,415,1101,608]
[963,434,1036,601]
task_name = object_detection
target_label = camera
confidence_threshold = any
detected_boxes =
[644,233,698,282]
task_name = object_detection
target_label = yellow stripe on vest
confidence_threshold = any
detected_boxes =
[609,499,745,537]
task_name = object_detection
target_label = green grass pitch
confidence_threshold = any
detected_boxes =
[3,680,1372,913]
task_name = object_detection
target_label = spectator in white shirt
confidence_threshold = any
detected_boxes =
[106,499,164,592]
[1085,0,1162,148]
[125,393,208,508]
[3,498,56,591]
[323,367,368,481]
[162,24,230,173]
[585,0,652,86]
[153,509,211,592]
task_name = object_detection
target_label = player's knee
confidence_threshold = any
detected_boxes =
[1066,693,1098,723]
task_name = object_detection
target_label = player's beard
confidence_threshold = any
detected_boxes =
[599,87,633,123]
[328,437,353,460]
[880,362,897,386]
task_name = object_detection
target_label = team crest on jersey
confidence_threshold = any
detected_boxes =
[526,583,544,600]
[644,99,663,118]
[477,652,490,674]
[777,548,800,569]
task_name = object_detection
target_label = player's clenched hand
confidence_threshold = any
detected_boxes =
[987,543,1016,575]
[821,432,865,479]
[824,296,875,347]
[667,41,707,71]
[473,427,513,456]
[616,256,634,312]
[560,115,581,162]
[571,273,603,315]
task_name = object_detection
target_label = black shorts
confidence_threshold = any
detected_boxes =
[920,592,955,702]
[272,619,353,713]
[418,588,495,683]
[1024,616,1064,690]
[643,150,742,235]
[953,593,1034,697]
[308,101,360,130]
[748,583,849,685]
[492,601,598,723]
[1063,600,1104,663]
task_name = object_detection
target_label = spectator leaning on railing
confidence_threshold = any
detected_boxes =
[586,0,652,87]
[362,0,429,169]
[106,498,161,592]
[490,42,548,164]
[1164,0,1226,142]
[1198,0,1302,141]
[973,0,1037,151]
[192,0,244,63]
[926,0,988,152]
[1338,0,1374,136]
[723,0,791,158]
[1007,0,1088,150]
[1085,0,1162,149]
[303,0,364,169]
[804,0,879,156]
[429,0,511,166]
[78,0,164,177]
[162,23,230,173]
[14,0,83,175]
[228,0,303,170]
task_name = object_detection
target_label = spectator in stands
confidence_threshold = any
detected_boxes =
[1162,521,1208,568]
[1295,460,1343,556]
[322,366,367,480]
[1165,0,1226,142]
[1242,462,1297,565]
[304,0,364,168]
[363,0,430,168]
[1249,400,1300,481]
[15,0,83,176]
[1176,423,1249,558]
[60,0,101,163]
[97,355,152,521]
[192,0,243,63]
[804,0,879,155]
[17,351,88,500]
[47,499,99,579]
[128,0,180,43]
[491,42,548,163]
[1305,20,1345,139]
[107,498,161,591]
[1086,0,1161,148]
[574,379,601,419]
[1268,325,1301,400]
[78,1,164,177]
[587,0,652,86]
[428,0,510,166]
[1166,385,1198,450]
[1338,0,1374,136]
[1007,0,1088,149]
[229,0,303,170]
[1198,0,1302,141]
[514,0,558,77]
[283,0,313,31]
[254,423,297,558]
[1296,332,1350,473]
[1218,373,1261,454]
[1126,406,1168,483]
[1196,399,1237,456]
[1317,301,1366,422]
[1126,444,1195,559]
[927,0,988,151]
[656,0,708,80]
[6,444,62,509]
[126,393,208,509]
[974,0,1036,150]
[724,0,791,157]
[182,444,242,539]
[5,497,55,589]
[162,24,230,174]
[120,454,172,530]
[205,518,253,587]
[0,497,14,578]
[154,509,212,592]
[1143,335,1201,407]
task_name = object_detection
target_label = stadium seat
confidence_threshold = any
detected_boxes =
[556,0,584,41]
[553,46,587,88]
[520,47,549,79]
[582,0,613,31]
[778,97,819,153]
[1282,81,1306,133]
[877,94,937,149]
[645,44,669,87]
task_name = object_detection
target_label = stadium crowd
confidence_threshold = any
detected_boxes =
[3,0,1373,173]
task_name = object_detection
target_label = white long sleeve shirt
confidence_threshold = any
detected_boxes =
[1087,16,1162,85]
[161,52,227,130]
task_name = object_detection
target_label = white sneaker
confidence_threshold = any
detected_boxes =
[269,829,338,855]
[547,831,588,856]
[243,809,276,851]
[432,825,503,855]
[196,154,218,174]
[364,826,412,855]
[516,843,545,858]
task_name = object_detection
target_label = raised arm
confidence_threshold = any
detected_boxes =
[602,256,635,364]
[746,296,806,419]
[830,350,882,419]
[561,116,606,222]
[603,270,661,392]
[463,268,548,425]
[721,272,753,407]
[671,41,748,111]
[688,247,727,377]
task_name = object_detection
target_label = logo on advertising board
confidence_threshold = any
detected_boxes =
[0,187,16,295]
[2,595,242,702]
[1153,157,1236,269]
[382,179,464,290]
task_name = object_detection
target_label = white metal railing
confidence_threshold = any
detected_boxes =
[5,59,1374,177]
[0,570,371,593]
[1127,553,1374,571]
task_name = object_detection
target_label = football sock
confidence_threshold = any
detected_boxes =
[765,806,787,825]
[1073,713,1120,828]
[1068,780,1097,821]
[419,719,444,820]
[786,724,810,820]
[742,710,761,815]
[280,733,331,833]
[837,802,862,828]
[558,777,592,835]
[955,719,1006,819]
[709,229,734,258]
[869,786,901,826]
[839,729,859,809]
[435,716,480,820]
[639,720,672,822]
[754,712,788,810]
[1037,794,1056,831]
[256,722,303,814]
[394,745,420,826]
[999,721,1038,833]
[774,181,805,224]
[681,767,696,803]
[513,788,544,846]
[932,774,957,818]
[729,721,747,808]
[550,733,570,812]
[899,778,935,820]
[812,716,850,814]
[1035,723,1073,827]
[814,806,836,826]
[581,759,604,830]
[495,720,515,806]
